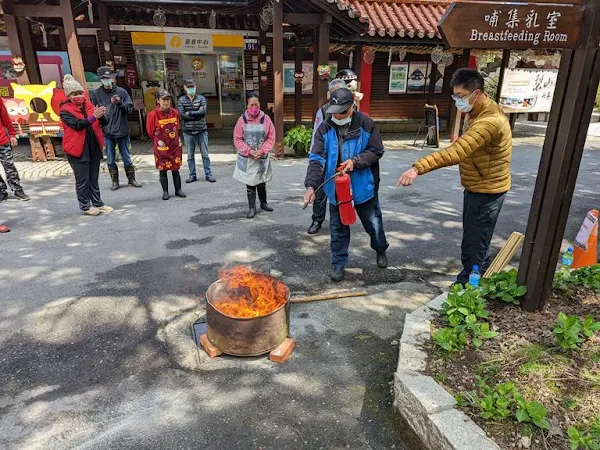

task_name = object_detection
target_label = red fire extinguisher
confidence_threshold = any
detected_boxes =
[334,165,356,226]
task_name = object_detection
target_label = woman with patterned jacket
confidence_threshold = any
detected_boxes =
[146,89,186,200]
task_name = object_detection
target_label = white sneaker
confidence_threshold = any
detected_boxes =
[84,207,101,216]
[97,205,113,213]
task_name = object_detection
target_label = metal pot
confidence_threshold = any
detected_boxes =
[205,277,290,357]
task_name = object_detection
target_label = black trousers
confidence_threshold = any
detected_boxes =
[69,157,104,211]
[312,187,328,223]
[458,190,506,284]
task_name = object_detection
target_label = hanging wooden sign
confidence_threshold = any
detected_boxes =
[438,2,584,49]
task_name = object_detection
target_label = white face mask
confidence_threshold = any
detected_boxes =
[453,91,477,113]
[332,116,351,126]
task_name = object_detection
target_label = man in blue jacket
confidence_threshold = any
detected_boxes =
[177,78,215,183]
[90,66,141,190]
[304,88,389,282]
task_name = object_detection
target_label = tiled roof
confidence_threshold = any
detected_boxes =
[325,0,451,40]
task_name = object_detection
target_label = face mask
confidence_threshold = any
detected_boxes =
[186,87,196,96]
[454,91,476,113]
[248,106,260,117]
[71,96,85,105]
[332,116,351,126]
[101,79,113,88]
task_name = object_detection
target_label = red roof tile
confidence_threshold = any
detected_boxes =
[326,0,450,39]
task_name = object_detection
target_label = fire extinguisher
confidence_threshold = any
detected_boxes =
[334,167,356,226]
[302,164,357,226]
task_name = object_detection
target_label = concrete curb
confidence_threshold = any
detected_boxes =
[393,293,501,450]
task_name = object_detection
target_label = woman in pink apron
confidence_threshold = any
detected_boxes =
[146,89,186,200]
[233,93,276,218]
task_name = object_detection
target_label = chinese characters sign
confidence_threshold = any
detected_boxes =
[439,3,584,49]
[166,33,213,53]
[499,68,558,113]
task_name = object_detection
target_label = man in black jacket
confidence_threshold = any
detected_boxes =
[90,66,142,190]
[177,78,215,183]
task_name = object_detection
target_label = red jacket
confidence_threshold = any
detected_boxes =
[60,99,104,158]
[0,99,16,146]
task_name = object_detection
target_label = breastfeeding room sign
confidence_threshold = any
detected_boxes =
[439,2,584,49]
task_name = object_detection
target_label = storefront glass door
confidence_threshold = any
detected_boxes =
[218,52,245,128]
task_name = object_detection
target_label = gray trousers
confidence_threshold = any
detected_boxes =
[458,190,506,284]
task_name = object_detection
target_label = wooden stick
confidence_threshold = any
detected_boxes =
[484,232,524,277]
[291,291,368,303]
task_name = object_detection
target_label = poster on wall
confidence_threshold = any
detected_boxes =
[132,88,144,111]
[499,68,558,113]
[181,54,217,97]
[389,63,408,94]
[424,64,446,94]
[407,62,428,94]
[283,61,339,94]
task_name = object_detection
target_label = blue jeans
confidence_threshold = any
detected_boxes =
[184,132,212,178]
[329,195,389,271]
[104,136,133,168]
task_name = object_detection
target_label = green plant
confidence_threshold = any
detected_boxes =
[480,269,527,305]
[553,313,585,350]
[568,418,600,450]
[466,321,499,348]
[514,393,550,430]
[432,327,468,352]
[442,284,489,327]
[283,125,312,154]
[553,313,600,350]
[554,264,600,294]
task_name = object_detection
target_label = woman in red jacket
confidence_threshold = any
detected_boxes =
[60,75,113,216]
[146,89,185,200]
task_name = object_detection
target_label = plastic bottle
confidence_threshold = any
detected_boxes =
[469,265,481,287]
[561,245,574,271]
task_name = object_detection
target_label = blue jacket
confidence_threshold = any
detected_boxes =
[305,111,384,205]
[177,94,208,134]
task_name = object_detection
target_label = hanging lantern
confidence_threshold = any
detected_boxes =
[398,48,407,62]
[294,71,304,84]
[308,46,314,55]
[10,56,25,76]
[209,10,217,29]
[431,46,444,64]
[349,51,354,69]
[260,61,268,72]
[441,52,454,66]
[153,8,167,27]
[388,47,392,66]
[317,64,332,80]
[287,47,295,55]
[363,48,375,65]
[261,75,269,87]
[88,0,94,24]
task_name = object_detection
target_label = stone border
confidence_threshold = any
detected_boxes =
[393,293,501,450]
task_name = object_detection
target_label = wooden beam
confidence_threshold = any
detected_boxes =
[284,13,332,25]
[312,27,320,118]
[295,46,303,126]
[3,13,30,84]
[8,4,63,18]
[518,0,600,311]
[306,0,366,35]
[427,62,437,105]
[273,0,284,157]
[496,49,510,103]
[60,0,86,85]
[449,49,470,141]
[98,1,113,64]
[317,21,330,109]
[258,25,268,106]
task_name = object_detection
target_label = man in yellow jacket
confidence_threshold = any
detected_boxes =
[398,68,512,285]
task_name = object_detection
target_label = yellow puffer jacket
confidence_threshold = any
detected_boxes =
[414,96,512,194]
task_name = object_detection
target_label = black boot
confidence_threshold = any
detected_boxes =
[125,165,142,188]
[109,167,119,191]
[246,187,257,219]
[257,183,273,212]
[159,171,169,200]
[172,171,187,198]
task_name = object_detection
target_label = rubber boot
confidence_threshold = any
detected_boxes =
[257,183,273,212]
[246,187,257,219]
[159,171,169,200]
[172,171,187,198]
[125,165,142,187]
[109,167,119,191]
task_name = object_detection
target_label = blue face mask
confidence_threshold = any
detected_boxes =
[186,87,196,96]
[453,91,476,113]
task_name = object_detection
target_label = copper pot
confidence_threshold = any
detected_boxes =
[205,277,290,357]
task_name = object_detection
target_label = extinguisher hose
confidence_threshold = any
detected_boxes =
[302,167,350,210]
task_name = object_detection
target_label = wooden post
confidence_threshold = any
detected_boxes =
[518,0,600,311]
[3,14,33,84]
[317,21,330,109]
[496,49,510,103]
[295,46,303,126]
[60,0,86,85]
[449,49,470,141]
[98,1,113,65]
[427,63,438,105]
[272,0,284,157]
[312,26,320,118]
[258,26,268,107]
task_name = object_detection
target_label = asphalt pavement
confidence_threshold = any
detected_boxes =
[1,141,600,449]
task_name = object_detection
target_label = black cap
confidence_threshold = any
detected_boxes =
[325,88,354,114]
[183,78,196,87]
[97,66,117,79]
[156,89,171,100]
